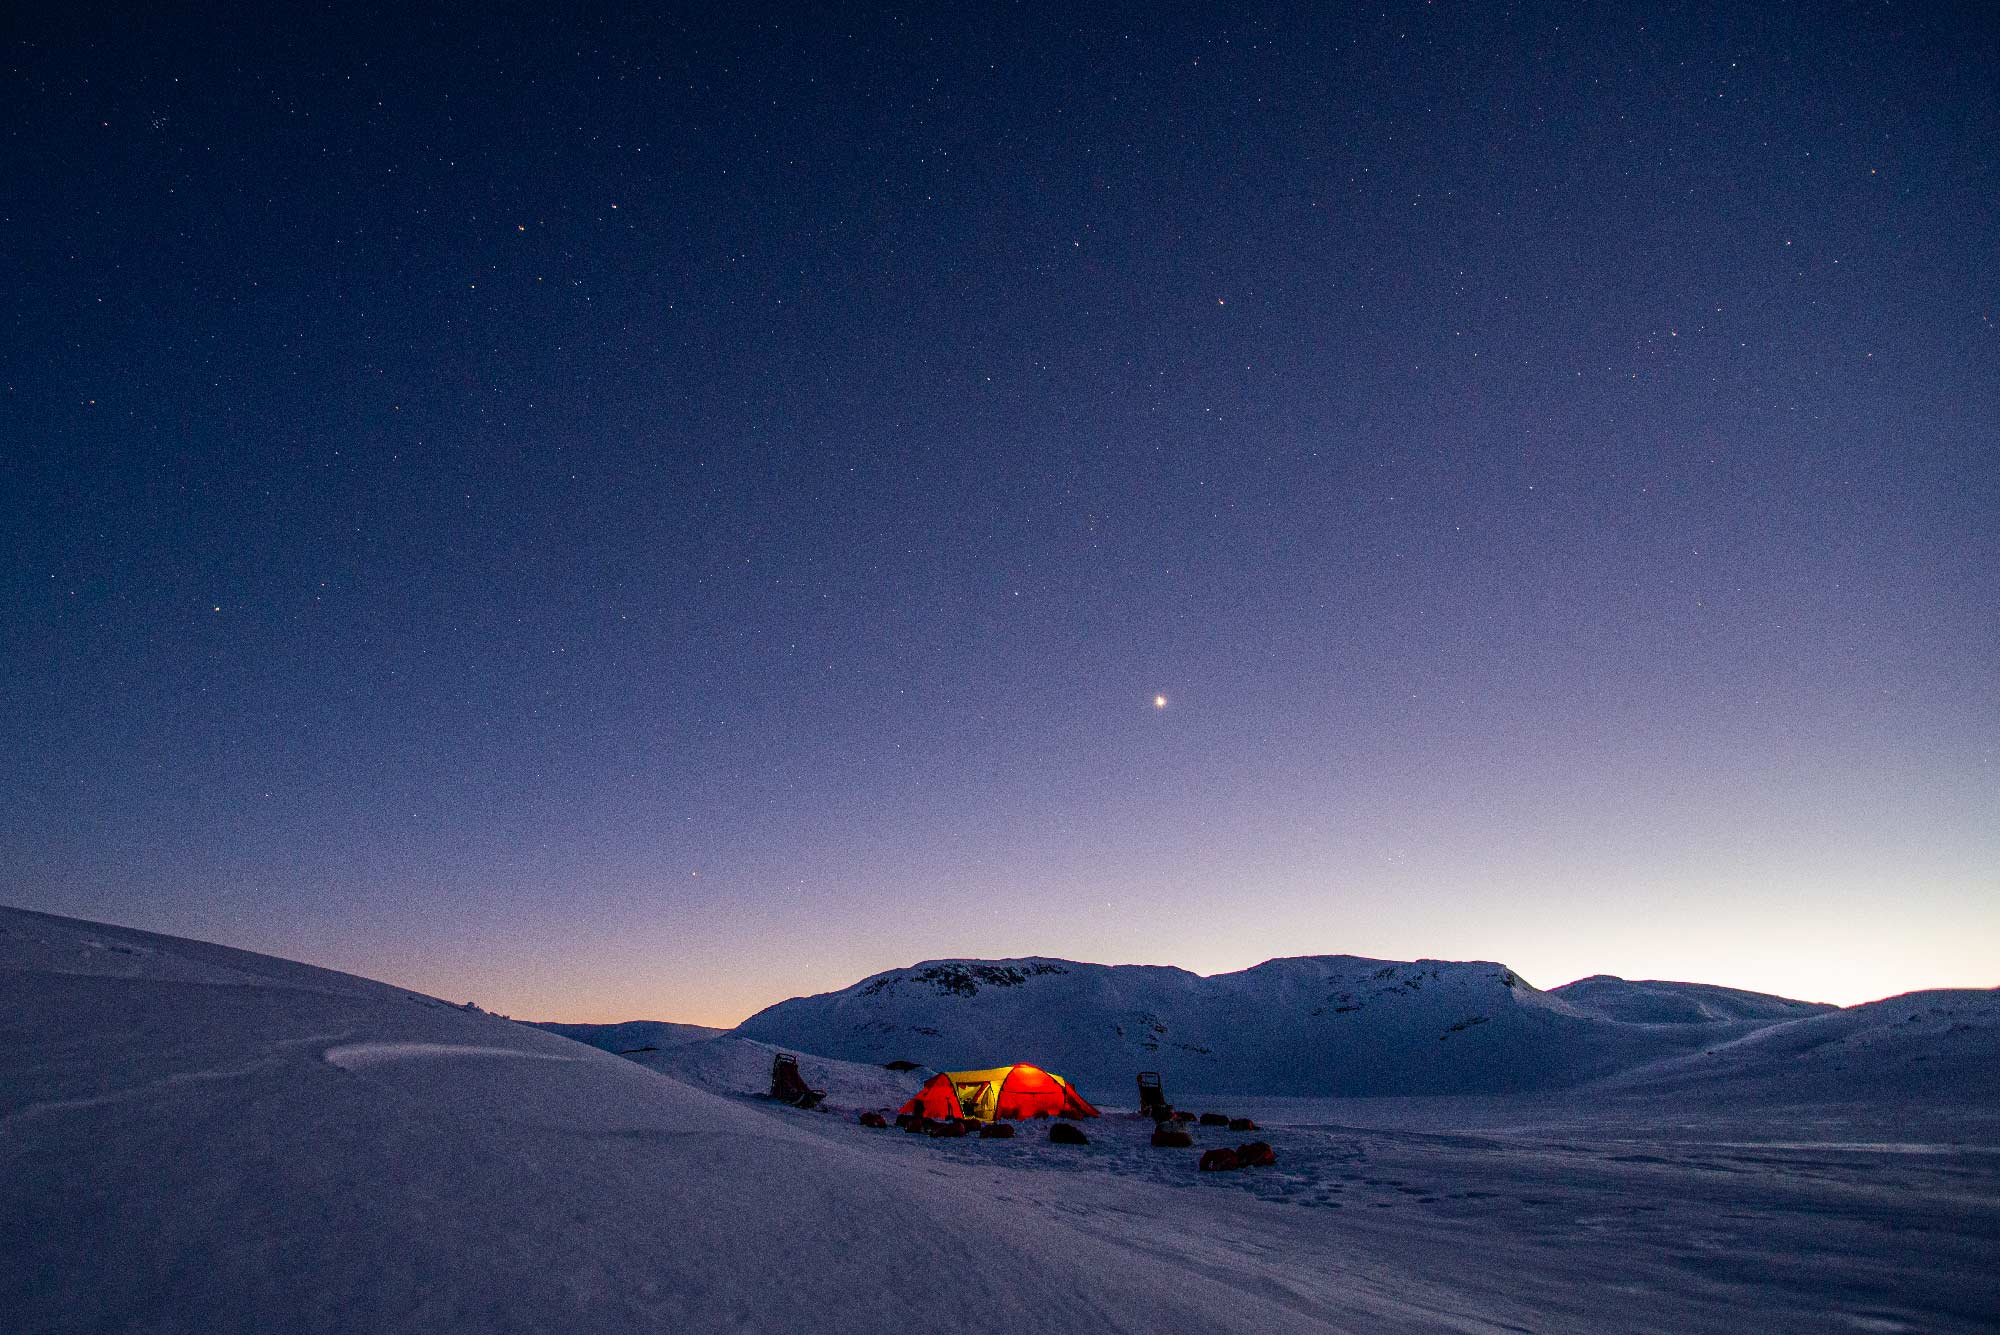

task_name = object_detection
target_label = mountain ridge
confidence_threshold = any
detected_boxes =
[734,952,1843,1097]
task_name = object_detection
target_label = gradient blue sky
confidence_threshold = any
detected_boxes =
[5,3,1995,1023]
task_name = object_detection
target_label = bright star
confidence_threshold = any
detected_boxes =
[1154,694,1168,709]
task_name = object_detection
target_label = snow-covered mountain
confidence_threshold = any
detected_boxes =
[1587,986,2000,1104]
[1550,974,1830,1025]
[734,956,1838,1098]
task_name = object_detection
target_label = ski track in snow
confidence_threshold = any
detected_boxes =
[2,1030,358,1129]
[321,1040,589,1070]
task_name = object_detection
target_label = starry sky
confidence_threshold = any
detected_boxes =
[5,3,1996,1023]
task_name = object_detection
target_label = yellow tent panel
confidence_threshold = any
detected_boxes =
[939,1064,1099,1121]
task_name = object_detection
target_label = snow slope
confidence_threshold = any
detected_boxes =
[626,1032,926,1113]
[734,955,1830,1098]
[8,906,1997,1335]
[0,907,1328,1334]
[1550,974,1832,1024]
[1587,986,2000,1104]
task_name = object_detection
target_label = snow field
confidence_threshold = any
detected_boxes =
[6,907,1997,1334]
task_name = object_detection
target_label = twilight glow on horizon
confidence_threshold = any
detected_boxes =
[4,5,1994,1027]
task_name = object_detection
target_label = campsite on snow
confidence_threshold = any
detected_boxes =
[4,904,1996,1334]
[12,1,1996,1331]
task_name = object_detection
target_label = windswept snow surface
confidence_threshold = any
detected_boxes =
[734,955,1838,1096]
[6,907,1998,1335]
[0,907,1315,1334]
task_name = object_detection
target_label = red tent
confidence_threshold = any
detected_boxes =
[896,1065,1099,1121]
[896,1072,965,1120]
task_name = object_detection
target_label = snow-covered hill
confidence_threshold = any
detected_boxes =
[734,956,1833,1098]
[1550,974,1831,1025]
[0,907,1323,1334]
[625,1032,926,1113]
[1587,986,2000,1104]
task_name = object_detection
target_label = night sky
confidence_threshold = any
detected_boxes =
[6,4,1995,1023]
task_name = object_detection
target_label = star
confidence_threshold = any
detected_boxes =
[1153,694,1167,709]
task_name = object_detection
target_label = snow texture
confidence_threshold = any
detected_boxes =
[5,905,1997,1334]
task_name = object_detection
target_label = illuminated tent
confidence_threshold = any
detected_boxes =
[896,1065,1100,1122]
[898,1073,965,1120]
